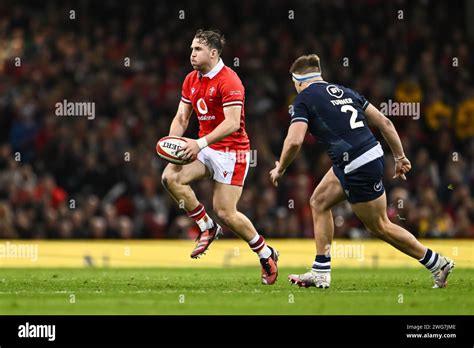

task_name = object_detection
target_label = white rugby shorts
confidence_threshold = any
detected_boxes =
[197,147,250,186]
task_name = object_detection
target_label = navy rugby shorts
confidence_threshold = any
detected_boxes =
[333,157,385,204]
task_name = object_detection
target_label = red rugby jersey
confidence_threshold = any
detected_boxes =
[181,59,250,151]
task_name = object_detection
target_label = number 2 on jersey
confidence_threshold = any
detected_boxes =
[341,105,364,129]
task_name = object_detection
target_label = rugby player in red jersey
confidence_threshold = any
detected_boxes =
[161,29,278,285]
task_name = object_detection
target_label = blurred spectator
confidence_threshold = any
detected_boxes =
[0,0,472,239]
[133,175,168,238]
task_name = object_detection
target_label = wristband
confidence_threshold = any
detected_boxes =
[395,155,406,161]
[196,137,208,149]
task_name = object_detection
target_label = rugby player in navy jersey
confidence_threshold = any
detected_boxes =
[269,54,454,289]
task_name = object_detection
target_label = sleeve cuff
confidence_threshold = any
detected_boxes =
[291,117,309,123]
[223,100,244,107]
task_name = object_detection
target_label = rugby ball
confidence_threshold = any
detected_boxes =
[156,136,193,165]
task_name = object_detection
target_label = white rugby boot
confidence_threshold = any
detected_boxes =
[431,256,455,288]
[288,270,331,288]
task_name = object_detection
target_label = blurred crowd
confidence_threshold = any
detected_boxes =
[0,0,473,239]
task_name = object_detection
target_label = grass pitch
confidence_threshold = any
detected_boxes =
[0,267,472,315]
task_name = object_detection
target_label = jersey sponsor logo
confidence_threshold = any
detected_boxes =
[326,85,344,99]
[229,90,242,96]
[197,115,216,121]
[374,180,383,192]
[223,171,230,178]
[197,98,209,114]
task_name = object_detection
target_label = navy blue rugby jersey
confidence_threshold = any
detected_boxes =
[290,81,378,168]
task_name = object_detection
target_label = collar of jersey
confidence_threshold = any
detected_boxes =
[199,58,225,79]
[307,80,328,86]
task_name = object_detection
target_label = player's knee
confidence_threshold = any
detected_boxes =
[162,173,179,189]
[310,193,328,214]
[215,208,235,225]
[161,172,169,188]
[367,217,390,236]
[161,168,181,187]
[161,171,173,188]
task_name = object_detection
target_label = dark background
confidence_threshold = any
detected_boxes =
[0,0,472,240]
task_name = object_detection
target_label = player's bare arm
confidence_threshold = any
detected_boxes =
[269,122,308,187]
[169,101,193,137]
[180,105,241,161]
[203,105,241,144]
[364,103,412,180]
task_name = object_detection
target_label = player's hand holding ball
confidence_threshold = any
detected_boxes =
[178,137,202,162]
[156,136,197,165]
[393,155,411,180]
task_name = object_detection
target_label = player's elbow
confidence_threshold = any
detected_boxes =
[180,115,191,128]
[180,116,189,126]
[286,137,304,148]
[379,117,394,132]
[228,120,240,133]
